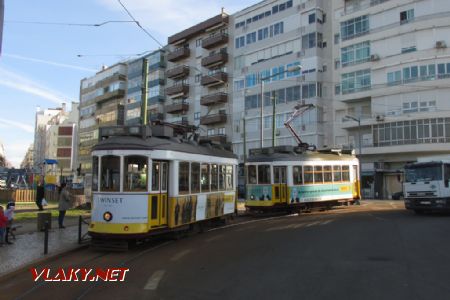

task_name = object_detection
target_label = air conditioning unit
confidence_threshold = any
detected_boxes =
[370,54,380,61]
[376,115,385,122]
[436,40,447,49]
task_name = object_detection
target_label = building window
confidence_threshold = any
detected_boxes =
[235,36,245,49]
[341,41,370,67]
[340,15,369,41]
[218,127,225,135]
[196,38,202,47]
[258,27,269,41]
[401,46,417,54]
[302,33,316,49]
[341,69,371,94]
[400,9,414,24]
[387,70,401,86]
[194,112,200,120]
[207,128,215,136]
[246,32,257,45]
[309,13,316,24]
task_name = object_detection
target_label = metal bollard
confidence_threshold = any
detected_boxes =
[78,215,82,244]
[44,221,49,255]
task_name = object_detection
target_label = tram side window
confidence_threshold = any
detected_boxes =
[191,162,200,193]
[92,156,99,192]
[124,156,148,192]
[248,165,257,184]
[219,165,226,191]
[211,164,218,191]
[161,162,168,191]
[226,165,234,190]
[324,166,332,183]
[258,165,271,184]
[293,166,303,185]
[304,166,314,184]
[314,166,323,184]
[445,164,450,187]
[179,162,190,194]
[342,165,350,181]
[201,164,210,192]
[333,165,342,182]
[100,155,120,192]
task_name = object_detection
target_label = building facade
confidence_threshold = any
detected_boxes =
[78,63,127,176]
[125,50,167,125]
[166,13,232,143]
[33,106,65,171]
[332,0,450,198]
[231,0,334,161]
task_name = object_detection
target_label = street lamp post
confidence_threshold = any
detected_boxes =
[260,65,302,149]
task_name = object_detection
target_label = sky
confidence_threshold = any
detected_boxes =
[0,0,255,168]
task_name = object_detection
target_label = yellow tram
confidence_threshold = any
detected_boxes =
[88,125,238,243]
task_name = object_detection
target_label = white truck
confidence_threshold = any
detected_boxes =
[403,156,450,214]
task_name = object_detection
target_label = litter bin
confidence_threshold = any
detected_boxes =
[37,212,52,231]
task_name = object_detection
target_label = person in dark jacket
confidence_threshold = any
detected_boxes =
[36,181,45,211]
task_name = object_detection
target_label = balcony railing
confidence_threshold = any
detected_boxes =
[167,47,190,62]
[200,112,227,125]
[166,65,190,79]
[165,84,189,98]
[201,72,228,86]
[165,102,189,114]
[200,92,228,106]
[202,33,229,49]
[201,52,228,68]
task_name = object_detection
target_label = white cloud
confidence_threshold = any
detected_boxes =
[4,54,98,72]
[0,118,34,133]
[96,0,246,38]
[0,67,75,104]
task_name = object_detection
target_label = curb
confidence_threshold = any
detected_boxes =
[0,243,90,283]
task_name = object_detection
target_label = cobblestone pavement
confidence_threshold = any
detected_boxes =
[0,223,89,277]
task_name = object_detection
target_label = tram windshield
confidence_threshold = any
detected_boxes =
[405,164,442,182]
[100,156,120,192]
[124,156,147,192]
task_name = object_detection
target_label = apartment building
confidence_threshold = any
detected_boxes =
[78,63,127,177]
[166,13,232,144]
[20,144,34,170]
[231,0,334,160]
[44,102,78,181]
[33,106,65,170]
[125,50,167,125]
[332,0,450,198]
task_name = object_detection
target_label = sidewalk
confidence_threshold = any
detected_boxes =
[0,218,90,277]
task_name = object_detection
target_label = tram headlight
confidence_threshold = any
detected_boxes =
[103,211,113,222]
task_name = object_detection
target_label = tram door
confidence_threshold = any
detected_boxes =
[273,166,288,204]
[150,161,168,227]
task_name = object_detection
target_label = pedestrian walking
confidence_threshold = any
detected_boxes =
[5,202,15,244]
[58,183,71,229]
[36,181,45,211]
[0,206,7,246]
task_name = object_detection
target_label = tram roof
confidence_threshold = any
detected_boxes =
[247,149,357,163]
[92,135,237,159]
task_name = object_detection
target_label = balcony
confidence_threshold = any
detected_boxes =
[165,84,189,98]
[200,112,227,125]
[201,72,228,87]
[201,52,228,68]
[200,92,228,106]
[202,33,229,49]
[167,47,190,62]
[165,102,189,114]
[166,65,190,79]
[203,134,227,144]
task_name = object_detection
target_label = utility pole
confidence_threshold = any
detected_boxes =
[141,58,149,126]
[272,91,276,148]
[260,80,264,149]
